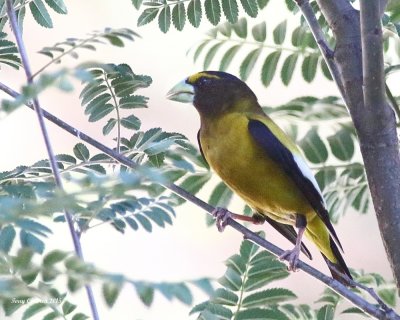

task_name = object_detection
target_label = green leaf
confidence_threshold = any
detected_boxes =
[225,254,246,274]
[62,301,77,315]
[188,0,202,27]
[135,283,154,306]
[327,128,354,161]
[320,59,333,80]
[233,18,247,38]
[240,0,258,18]
[212,288,238,306]
[172,2,186,31]
[72,313,90,320]
[158,6,171,33]
[241,288,296,308]
[377,288,396,307]
[131,0,143,9]
[317,305,335,320]
[273,20,287,45]
[208,181,233,207]
[218,267,242,291]
[236,308,290,320]
[103,118,117,135]
[135,214,152,232]
[252,21,266,42]
[220,45,241,71]
[137,8,159,26]
[204,42,224,69]
[257,0,269,9]
[84,92,111,115]
[30,0,53,28]
[205,0,221,26]
[43,250,68,266]
[20,230,44,254]
[0,225,16,253]
[221,0,238,23]
[121,114,141,130]
[261,50,281,87]
[45,0,67,14]
[22,303,46,320]
[281,53,298,86]
[302,54,319,82]
[88,103,114,122]
[240,48,262,81]
[119,95,148,109]
[179,173,210,196]
[315,168,336,191]
[203,302,233,319]
[299,128,328,164]
[73,143,90,161]
[102,282,122,307]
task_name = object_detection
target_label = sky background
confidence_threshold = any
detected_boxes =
[0,1,397,319]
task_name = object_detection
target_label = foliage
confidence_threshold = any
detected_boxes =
[191,17,333,86]
[136,0,270,32]
[79,63,151,146]
[0,0,67,30]
[191,236,398,319]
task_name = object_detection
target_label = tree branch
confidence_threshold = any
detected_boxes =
[1,83,399,319]
[314,0,400,290]
[293,0,346,100]
[359,0,400,291]
[5,2,100,319]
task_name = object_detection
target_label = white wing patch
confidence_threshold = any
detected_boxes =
[293,154,326,206]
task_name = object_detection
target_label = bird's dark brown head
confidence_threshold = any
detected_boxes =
[167,71,258,117]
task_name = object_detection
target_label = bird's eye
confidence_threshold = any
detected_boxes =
[198,77,210,87]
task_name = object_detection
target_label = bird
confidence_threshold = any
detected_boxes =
[167,71,352,285]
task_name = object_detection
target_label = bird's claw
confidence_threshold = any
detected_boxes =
[279,249,300,272]
[212,207,231,232]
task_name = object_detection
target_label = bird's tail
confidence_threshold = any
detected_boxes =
[322,236,353,287]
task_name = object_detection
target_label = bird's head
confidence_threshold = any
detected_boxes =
[167,71,258,117]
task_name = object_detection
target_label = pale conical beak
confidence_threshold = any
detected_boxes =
[166,80,195,103]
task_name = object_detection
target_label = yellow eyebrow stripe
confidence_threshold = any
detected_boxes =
[187,72,220,84]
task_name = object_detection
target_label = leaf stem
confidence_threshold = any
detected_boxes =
[104,71,121,152]
[5,2,100,320]
[1,81,399,319]
[31,33,102,79]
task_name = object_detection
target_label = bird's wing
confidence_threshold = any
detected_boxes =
[247,118,343,251]
[263,215,312,259]
[197,130,208,165]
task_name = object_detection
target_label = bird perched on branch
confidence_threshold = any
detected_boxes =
[167,71,352,285]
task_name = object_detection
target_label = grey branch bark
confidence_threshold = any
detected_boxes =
[315,0,400,289]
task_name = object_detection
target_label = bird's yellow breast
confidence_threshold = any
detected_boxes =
[199,112,315,224]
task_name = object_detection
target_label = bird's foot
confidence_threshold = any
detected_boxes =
[212,207,231,232]
[279,248,301,272]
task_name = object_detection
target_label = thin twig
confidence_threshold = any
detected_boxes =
[0,83,398,319]
[293,0,347,102]
[5,2,100,320]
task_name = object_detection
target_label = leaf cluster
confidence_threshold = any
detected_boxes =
[0,0,67,30]
[136,0,270,33]
[191,17,332,87]
[79,63,151,139]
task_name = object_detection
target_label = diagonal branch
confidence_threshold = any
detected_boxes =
[0,82,399,319]
[5,1,100,319]
[293,0,346,101]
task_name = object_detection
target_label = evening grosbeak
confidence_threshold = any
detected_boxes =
[167,71,352,285]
